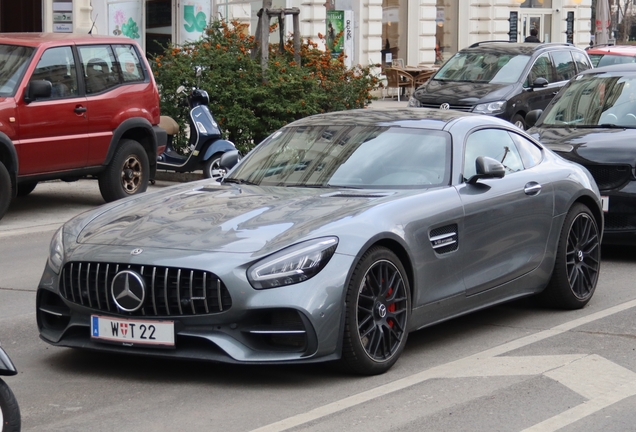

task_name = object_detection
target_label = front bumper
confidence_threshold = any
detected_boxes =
[36,246,355,364]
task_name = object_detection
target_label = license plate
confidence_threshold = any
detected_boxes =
[601,196,609,212]
[91,315,175,348]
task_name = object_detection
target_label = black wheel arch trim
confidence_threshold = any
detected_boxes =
[104,118,161,174]
[0,131,18,198]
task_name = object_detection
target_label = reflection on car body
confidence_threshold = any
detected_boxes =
[37,108,603,375]
[527,63,636,244]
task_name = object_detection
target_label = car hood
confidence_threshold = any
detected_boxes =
[76,183,398,255]
[415,80,512,104]
[529,126,636,166]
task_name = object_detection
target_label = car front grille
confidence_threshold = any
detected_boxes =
[59,262,232,316]
[604,195,636,231]
[584,164,632,191]
[419,102,474,112]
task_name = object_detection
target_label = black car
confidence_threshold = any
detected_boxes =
[526,63,636,244]
[408,41,592,130]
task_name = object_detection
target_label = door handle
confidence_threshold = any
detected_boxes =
[74,106,87,114]
[524,182,542,196]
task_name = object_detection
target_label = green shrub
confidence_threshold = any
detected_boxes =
[152,19,380,153]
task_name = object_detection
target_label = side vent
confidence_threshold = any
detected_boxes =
[429,224,458,254]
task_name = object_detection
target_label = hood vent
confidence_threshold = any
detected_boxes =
[323,191,394,199]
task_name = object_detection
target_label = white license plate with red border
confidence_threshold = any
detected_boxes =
[91,315,175,347]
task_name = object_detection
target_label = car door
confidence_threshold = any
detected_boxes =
[522,52,560,112]
[456,128,554,296]
[16,46,89,174]
[77,43,148,166]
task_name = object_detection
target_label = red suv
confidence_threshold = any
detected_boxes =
[0,33,166,221]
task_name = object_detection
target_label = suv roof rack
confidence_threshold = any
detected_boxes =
[585,43,615,50]
[468,40,513,48]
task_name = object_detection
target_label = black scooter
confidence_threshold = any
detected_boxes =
[157,67,236,179]
[0,345,20,432]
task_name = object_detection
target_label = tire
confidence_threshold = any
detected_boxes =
[340,247,411,375]
[0,377,21,432]
[512,114,526,130]
[203,154,225,180]
[98,139,149,203]
[541,203,601,309]
[0,162,11,222]
[16,182,37,197]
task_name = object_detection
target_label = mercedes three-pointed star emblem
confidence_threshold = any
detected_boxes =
[111,270,146,312]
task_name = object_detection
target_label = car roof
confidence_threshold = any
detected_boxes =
[461,41,579,56]
[0,32,136,48]
[285,108,510,130]
[586,45,636,56]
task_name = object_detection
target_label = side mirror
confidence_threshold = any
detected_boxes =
[531,77,549,89]
[220,150,241,172]
[525,109,543,128]
[467,156,505,184]
[24,80,52,103]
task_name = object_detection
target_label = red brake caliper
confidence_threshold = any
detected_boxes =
[387,286,395,328]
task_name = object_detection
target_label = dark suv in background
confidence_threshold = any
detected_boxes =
[0,33,166,221]
[408,41,592,130]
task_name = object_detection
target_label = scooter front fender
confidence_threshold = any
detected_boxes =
[203,139,236,161]
[0,346,17,376]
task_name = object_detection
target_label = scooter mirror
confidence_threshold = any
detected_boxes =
[176,85,185,94]
[195,66,203,77]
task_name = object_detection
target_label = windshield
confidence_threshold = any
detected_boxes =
[434,51,531,84]
[226,125,451,189]
[540,73,636,127]
[588,53,636,68]
[0,44,34,96]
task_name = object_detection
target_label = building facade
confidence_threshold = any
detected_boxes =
[5,0,592,66]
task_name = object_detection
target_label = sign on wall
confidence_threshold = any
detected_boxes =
[108,1,142,40]
[326,10,354,68]
[508,11,518,43]
[180,0,210,43]
[53,1,73,33]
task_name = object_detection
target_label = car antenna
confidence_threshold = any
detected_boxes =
[88,13,98,34]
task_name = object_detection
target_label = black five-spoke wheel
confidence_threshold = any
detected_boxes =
[342,247,410,375]
[543,203,600,309]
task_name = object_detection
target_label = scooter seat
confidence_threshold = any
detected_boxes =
[159,116,180,135]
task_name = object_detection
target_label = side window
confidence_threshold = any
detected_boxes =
[572,51,592,73]
[550,51,576,82]
[525,53,556,86]
[113,44,145,83]
[463,129,524,180]
[78,45,121,94]
[30,46,78,99]
[508,132,543,169]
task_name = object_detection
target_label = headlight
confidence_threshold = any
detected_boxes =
[407,96,421,107]
[473,101,506,114]
[247,237,338,289]
[49,227,65,274]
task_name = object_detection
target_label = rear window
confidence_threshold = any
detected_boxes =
[589,53,636,68]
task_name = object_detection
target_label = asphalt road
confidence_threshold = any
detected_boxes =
[1,179,635,432]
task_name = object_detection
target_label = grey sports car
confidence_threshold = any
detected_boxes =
[37,108,603,375]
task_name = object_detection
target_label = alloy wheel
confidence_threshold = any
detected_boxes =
[356,259,408,362]
[120,155,143,194]
[566,213,600,299]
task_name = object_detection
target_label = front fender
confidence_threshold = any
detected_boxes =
[202,139,236,161]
